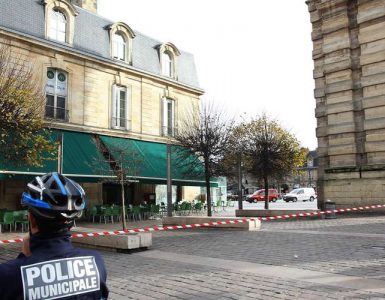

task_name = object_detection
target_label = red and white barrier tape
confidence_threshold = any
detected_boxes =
[1,204,385,245]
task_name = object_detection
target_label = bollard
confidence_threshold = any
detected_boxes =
[324,199,336,219]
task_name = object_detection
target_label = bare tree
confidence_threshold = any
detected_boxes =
[0,42,56,166]
[91,136,143,230]
[235,114,305,209]
[174,102,234,216]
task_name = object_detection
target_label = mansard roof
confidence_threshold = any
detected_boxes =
[0,0,201,90]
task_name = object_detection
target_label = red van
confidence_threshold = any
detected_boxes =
[246,189,279,203]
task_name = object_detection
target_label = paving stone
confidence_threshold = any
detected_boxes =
[2,215,385,299]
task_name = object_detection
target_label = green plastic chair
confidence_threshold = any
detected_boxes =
[216,200,225,211]
[185,202,192,215]
[0,210,7,224]
[131,206,141,221]
[14,210,29,232]
[111,205,122,222]
[103,207,114,224]
[89,206,102,223]
[0,212,14,232]
[150,204,160,219]
[193,202,202,214]
[140,205,150,220]
[126,206,132,221]
[178,202,187,215]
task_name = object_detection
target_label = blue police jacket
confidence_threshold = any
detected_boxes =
[0,232,109,299]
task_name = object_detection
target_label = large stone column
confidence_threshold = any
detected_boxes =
[307,0,385,208]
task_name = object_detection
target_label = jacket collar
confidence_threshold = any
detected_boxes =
[29,232,73,253]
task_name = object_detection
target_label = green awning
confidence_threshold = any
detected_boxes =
[99,135,218,187]
[0,131,58,181]
[60,131,115,181]
[0,130,115,182]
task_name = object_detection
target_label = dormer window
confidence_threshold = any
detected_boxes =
[108,22,135,64]
[159,42,180,80]
[49,9,67,42]
[161,51,172,77]
[112,33,126,61]
[44,0,78,45]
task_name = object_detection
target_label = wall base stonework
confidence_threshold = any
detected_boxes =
[324,170,385,207]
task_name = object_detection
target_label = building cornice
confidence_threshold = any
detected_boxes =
[46,122,178,146]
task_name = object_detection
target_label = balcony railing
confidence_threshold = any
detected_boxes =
[44,106,69,122]
[111,117,131,130]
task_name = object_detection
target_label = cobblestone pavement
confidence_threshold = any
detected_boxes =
[2,213,385,299]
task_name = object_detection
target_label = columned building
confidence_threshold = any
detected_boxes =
[0,0,211,209]
[307,0,385,208]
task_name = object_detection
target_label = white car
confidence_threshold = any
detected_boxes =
[283,188,316,202]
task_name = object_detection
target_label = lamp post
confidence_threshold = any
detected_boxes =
[166,143,172,217]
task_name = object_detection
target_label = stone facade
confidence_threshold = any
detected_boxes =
[307,0,385,207]
[0,0,203,209]
[70,0,97,13]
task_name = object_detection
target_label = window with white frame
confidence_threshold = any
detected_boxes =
[112,85,129,130]
[162,98,175,136]
[159,43,180,79]
[112,33,126,61]
[45,69,68,121]
[161,51,173,77]
[108,22,135,64]
[48,9,67,42]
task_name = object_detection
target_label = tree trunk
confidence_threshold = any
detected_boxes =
[205,174,212,217]
[264,176,269,210]
[121,177,127,230]
[205,160,212,216]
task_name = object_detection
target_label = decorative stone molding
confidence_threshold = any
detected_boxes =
[107,22,135,64]
[44,0,78,45]
[158,42,181,80]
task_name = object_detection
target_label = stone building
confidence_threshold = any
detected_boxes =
[307,0,385,208]
[0,0,209,209]
[284,150,318,191]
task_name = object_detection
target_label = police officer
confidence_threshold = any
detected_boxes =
[0,172,109,299]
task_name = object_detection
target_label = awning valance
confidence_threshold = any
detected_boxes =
[0,130,115,182]
[99,135,217,187]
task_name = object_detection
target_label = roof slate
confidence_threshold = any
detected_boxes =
[0,0,201,89]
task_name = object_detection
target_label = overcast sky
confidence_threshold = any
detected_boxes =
[98,0,317,150]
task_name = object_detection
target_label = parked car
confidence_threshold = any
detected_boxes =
[227,191,238,201]
[246,189,279,203]
[283,188,316,202]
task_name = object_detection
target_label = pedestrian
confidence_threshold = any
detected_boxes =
[0,172,109,299]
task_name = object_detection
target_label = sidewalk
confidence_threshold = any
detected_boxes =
[2,211,385,299]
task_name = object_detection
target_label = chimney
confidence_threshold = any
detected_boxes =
[71,0,97,14]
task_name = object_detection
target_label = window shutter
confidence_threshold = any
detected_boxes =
[162,98,167,130]
[171,100,175,133]
[112,85,117,128]
[125,87,129,130]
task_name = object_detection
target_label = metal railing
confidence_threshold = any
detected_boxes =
[44,106,69,122]
[111,117,131,130]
